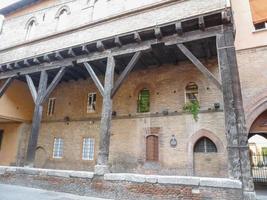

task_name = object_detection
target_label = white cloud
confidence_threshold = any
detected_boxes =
[0,0,21,9]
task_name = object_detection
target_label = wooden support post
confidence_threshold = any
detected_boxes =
[25,67,66,166]
[217,25,256,200]
[177,43,222,91]
[25,71,47,166]
[0,77,14,98]
[95,54,115,175]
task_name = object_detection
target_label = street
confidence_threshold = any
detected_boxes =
[0,184,112,200]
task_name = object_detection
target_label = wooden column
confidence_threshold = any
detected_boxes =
[217,25,256,200]
[95,54,115,174]
[25,68,66,166]
[26,71,48,165]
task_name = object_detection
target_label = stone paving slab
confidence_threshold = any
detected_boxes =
[0,184,113,200]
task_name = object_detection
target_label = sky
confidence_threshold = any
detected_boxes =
[0,0,21,9]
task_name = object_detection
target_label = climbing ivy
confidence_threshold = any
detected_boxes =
[183,100,200,121]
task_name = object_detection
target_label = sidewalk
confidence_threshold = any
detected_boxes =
[0,184,113,200]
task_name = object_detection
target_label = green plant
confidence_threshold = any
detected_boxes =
[183,100,200,121]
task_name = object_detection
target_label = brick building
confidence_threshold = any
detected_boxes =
[0,0,264,199]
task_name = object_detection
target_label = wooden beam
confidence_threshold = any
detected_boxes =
[68,48,76,57]
[33,58,40,64]
[177,43,222,91]
[0,77,14,98]
[39,67,66,104]
[114,36,122,47]
[82,45,90,54]
[25,75,37,104]
[23,59,30,67]
[43,54,51,62]
[55,52,63,60]
[175,21,183,35]
[198,16,205,31]
[154,27,162,39]
[83,62,105,96]
[96,41,105,51]
[134,32,141,43]
[111,51,142,98]
[0,25,223,80]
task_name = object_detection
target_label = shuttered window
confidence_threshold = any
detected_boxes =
[138,89,150,113]
[146,135,159,161]
[250,0,267,30]
[194,137,217,153]
[47,98,56,116]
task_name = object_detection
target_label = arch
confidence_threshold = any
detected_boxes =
[187,129,225,175]
[245,90,267,132]
[194,137,217,153]
[24,17,38,29]
[55,5,71,19]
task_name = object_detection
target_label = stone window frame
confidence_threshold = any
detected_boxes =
[53,137,64,159]
[24,17,38,40]
[55,5,71,19]
[82,137,95,161]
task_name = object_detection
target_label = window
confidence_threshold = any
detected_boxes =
[249,0,267,30]
[87,93,96,113]
[146,135,159,161]
[0,130,3,150]
[53,138,63,158]
[55,6,70,30]
[82,138,95,160]
[47,98,56,116]
[194,137,217,153]
[137,89,150,113]
[25,19,37,40]
[185,82,198,102]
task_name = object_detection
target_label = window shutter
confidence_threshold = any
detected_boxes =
[250,0,267,24]
[138,89,150,113]
[146,135,159,161]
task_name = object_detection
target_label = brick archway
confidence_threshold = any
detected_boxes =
[245,89,267,132]
[187,129,225,175]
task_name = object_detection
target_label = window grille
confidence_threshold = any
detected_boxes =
[47,98,56,116]
[194,137,217,153]
[53,138,63,158]
[82,138,95,160]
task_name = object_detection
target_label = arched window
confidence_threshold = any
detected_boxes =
[185,82,198,103]
[194,137,217,153]
[137,88,150,113]
[25,19,37,40]
[146,135,158,161]
[55,6,71,30]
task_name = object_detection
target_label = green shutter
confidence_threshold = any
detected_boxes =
[138,89,150,113]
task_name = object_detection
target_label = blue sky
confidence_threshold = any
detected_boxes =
[0,0,21,9]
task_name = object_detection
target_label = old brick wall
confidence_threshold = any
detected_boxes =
[237,47,267,129]
[33,60,228,177]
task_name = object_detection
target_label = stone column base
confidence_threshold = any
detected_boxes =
[243,191,257,200]
[94,165,109,176]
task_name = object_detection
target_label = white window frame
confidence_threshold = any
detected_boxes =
[53,138,63,159]
[82,138,95,160]
[87,92,96,113]
[47,98,56,116]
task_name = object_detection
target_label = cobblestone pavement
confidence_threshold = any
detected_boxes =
[0,184,113,200]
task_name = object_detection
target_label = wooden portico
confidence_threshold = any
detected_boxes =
[0,9,256,199]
